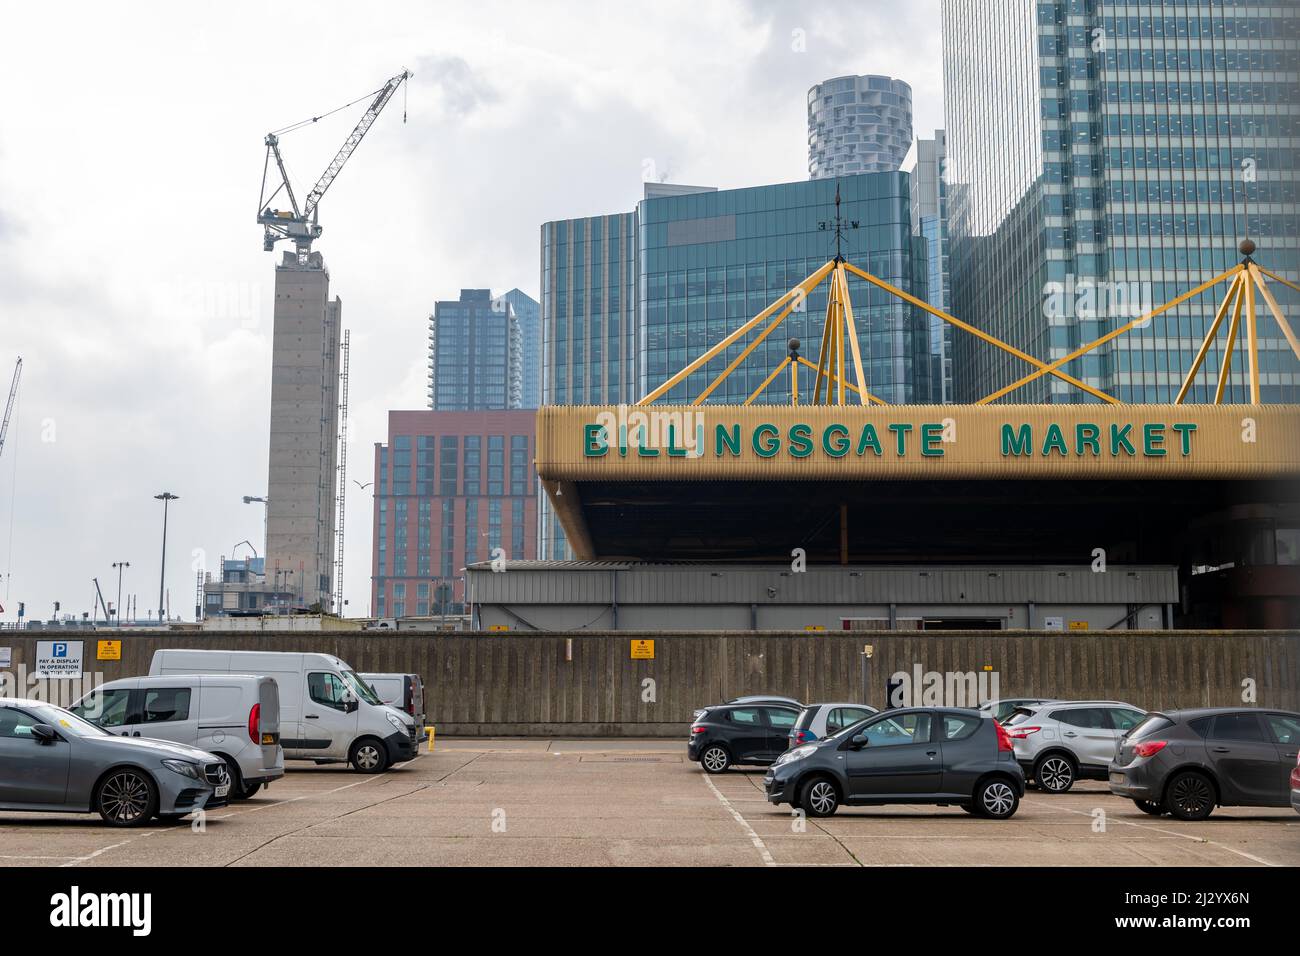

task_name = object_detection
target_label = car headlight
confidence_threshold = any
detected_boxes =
[385,712,406,732]
[773,745,817,767]
[161,758,202,779]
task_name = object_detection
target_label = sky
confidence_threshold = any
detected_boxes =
[0,0,943,623]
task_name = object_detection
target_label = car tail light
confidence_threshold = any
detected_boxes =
[248,703,261,744]
[1290,764,1300,791]
[691,726,706,735]
[995,722,1014,753]
[1006,725,1040,739]
[792,730,811,744]
[1133,740,1167,758]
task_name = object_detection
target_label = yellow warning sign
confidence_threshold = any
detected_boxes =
[630,639,655,660]
[804,625,825,632]
[1068,621,1090,631]
[488,624,510,632]
[96,640,122,661]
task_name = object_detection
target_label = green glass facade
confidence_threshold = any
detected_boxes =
[637,175,931,405]
[943,0,1300,403]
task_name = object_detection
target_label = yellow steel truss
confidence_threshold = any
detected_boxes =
[636,241,1298,407]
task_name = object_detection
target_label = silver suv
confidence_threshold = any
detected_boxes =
[1005,700,1145,793]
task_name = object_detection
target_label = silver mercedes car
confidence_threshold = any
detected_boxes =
[0,697,230,827]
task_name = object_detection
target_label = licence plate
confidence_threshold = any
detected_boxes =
[1108,772,1125,785]
[215,784,230,798]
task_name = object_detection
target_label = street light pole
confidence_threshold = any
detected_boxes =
[154,492,178,623]
[112,561,130,628]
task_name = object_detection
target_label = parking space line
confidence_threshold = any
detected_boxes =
[1041,804,1283,867]
[700,772,775,866]
[61,835,154,867]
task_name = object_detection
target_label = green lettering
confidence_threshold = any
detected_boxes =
[856,424,882,456]
[583,423,608,457]
[753,423,780,458]
[888,423,913,456]
[1042,423,1068,457]
[1171,422,1197,456]
[666,423,687,457]
[716,424,741,457]
[1001,424,1033,457]
[788,423,813,458]
[1075,423,1101,456]
[823,424,850,458]
[1143,423,1166,457]
[1110,423,1135,456]
[920,423,945,457]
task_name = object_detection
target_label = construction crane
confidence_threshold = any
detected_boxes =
[257,69,412,262]
[0,357,22,463]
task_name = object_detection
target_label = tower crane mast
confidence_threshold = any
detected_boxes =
[257,69,411,262]
[0,357,22,463]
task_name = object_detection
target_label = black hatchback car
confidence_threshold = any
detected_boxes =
[689,702,801,773]
[763,707,1025,818]
[1109,707,1300,820]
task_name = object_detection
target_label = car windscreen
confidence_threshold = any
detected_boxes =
[31,704,110,737]
[340,670,384,706]
[1127,715,1174,740]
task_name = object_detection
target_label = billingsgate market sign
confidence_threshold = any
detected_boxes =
[535,404,1300,482]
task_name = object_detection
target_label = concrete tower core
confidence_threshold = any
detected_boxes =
[266,250,340,610]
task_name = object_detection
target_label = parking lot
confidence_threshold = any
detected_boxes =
[1,738,1296,867]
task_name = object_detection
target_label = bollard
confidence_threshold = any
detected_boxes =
[425,726,436,752]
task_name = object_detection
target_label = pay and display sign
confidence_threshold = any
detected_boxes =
[35,641,84,679]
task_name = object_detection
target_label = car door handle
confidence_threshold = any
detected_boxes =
[305,714,319,719]
[1211,747,1230,753]
[1063,732,1077,738]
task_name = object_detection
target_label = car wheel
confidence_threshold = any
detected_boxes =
[1166,771,1215,821]
[700,745,731,774]
[959,803,976,814]
[96,769,159,827]
[349,737,390,774]
[1034,754,1076,794]
[799,777,839,818]
[1133,798,1165,816]
[239,780,263,799]
[975,778,1019,819]
[220,759,247,801]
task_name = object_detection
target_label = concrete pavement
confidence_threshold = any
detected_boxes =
[0,738,1295,867]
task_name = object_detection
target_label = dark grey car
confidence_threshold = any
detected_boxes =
[763,707,1025,818]
[0,698,230,827]
[1109,707,1300,820]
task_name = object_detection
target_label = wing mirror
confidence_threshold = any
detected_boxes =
[31,724,58,744]
[850,732,869,749]
[342,694,358,714]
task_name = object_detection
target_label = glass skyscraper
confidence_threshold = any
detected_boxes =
[504,288,542,408]
[911,130,953,402]
[637,174,930,405]
[428,289,523,410]
[943,0,1300,404]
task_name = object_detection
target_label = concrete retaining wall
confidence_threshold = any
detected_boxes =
[1,629,1294,736]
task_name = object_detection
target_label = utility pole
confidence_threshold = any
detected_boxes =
[154,492,178,622]
[112,561,130,628]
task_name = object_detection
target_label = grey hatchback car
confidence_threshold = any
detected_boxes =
[1109,707,1300,820]
[764,707,1025,818]
[0,698,231,827]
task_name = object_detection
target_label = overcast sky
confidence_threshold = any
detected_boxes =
[0,0,943,623]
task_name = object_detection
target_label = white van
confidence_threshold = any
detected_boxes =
[359,672,426,729]
[149,650,419,773]
[70,674,284,799]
